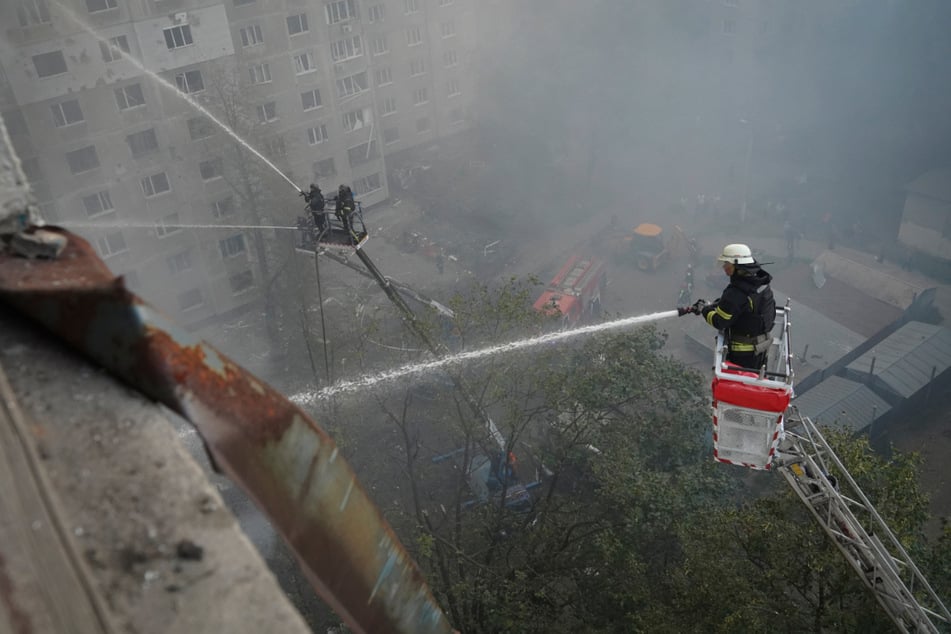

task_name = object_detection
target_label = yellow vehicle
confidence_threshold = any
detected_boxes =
[625,223,671,272]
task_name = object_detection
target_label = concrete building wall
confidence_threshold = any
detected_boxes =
[133,5,235,72]
[0,0,478,329]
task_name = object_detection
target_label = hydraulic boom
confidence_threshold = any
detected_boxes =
[775,413,951,633]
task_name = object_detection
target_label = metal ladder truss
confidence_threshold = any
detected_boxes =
[776,410,951,633]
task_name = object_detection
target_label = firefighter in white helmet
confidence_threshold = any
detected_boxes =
[680,243,776,370]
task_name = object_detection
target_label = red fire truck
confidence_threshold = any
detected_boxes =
[532,254,607,328]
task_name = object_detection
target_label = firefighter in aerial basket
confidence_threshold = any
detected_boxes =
[301,183,327,233]
[336,184,356,239]
[679,243,776,370]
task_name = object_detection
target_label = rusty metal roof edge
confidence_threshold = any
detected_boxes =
[0,229,454,634]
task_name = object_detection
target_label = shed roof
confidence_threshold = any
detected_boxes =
[844,321,951,400]
[792,375,891,433]
[906,167,951,203]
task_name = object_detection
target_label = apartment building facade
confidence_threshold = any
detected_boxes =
[0,0,476,329]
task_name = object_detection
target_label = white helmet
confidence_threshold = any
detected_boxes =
[717,243,755,265]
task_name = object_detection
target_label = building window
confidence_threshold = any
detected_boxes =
[416,116,431,133]
[353,173,382,195]
[95,231,127,258]
[85,0,117,12]
[32,51,67,78]
[177,288,204,311]
[234,0,255,5]
[239,24,264,47]
[368,4,385,22]
[256,102,278,123]
[199,158,222,180]
[114,83,145,111]
[155,213,181,237]
[17,0,51,27]
[82,190,114,217]
[141,171,171,197]
[230,270,254,294]
[219,234,246,258]
[381,96,397,116]
[65,146,100,175]
[175,69,204,94]
[325,0,356,24]
[264,136,286,158]
[404,0,419,14]
[447,78,460,97]
[409,58,426,76]
[293,51,316,75]
[100,35,130,62]
[167,249,193,274]
[307,124,329,145]
[383,126,399,144]
[406,26,423,47]
[371,36,388,56]
[249,63,271,84]
[188,117,216,140]
[347,140,378,167]
[287,13,309,35]
[163,25,194,50]
[725,0,739,6]
[313,157,335,178]
[438,0,454,6]
[440,20,456,38]
[126,128,159,158]
[413,87,428,105]
[301,89,322,111]
[342,107,371,132]
[443,49,458,68]
[212,196,236,219]
[449,107,464,125]
[51,99,84,127]
[330,36,362,62]
[375,66,392,86]
[336,71,368,98]
[723,19,736,35]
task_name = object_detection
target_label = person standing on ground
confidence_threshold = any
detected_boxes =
[784,219,797,260]
[682,243,776,370]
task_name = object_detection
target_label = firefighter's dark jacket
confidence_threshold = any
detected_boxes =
[702,264,772,337]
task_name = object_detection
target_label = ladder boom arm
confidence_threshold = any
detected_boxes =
[350,248,506,450]
[776,411,950,633]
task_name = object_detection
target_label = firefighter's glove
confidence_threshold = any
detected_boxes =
[691,299,707,315]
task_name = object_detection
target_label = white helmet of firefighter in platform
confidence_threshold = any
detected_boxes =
[717,243,755,265]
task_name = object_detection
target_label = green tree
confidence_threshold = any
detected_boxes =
[200,62,301,355]
[670,431,933,633]
[311,277,949,633]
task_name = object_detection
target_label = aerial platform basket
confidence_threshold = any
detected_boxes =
[711,302,793,470]
[296,201,369,253]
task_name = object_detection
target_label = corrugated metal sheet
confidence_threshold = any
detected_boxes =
[792,375,891,433]
[844,321,951,400]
